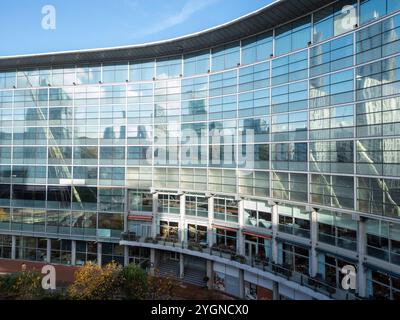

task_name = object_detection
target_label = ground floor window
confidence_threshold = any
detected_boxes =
[50,239,72,265]
[244,281,257,300]
[0,235,12,259]
[128,247,150,269]
[367,269,400,300]
[101,243,124,265]
[75,241,98,266]
[15,236,47,262]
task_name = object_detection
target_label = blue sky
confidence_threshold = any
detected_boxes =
[0,0,274,57]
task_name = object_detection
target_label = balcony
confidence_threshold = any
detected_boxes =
[120,231,361,300]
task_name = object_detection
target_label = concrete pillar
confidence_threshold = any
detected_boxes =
[206,260,213,289]
[310,209,318,277]
[272,281,279,300]
[124,188,129,233]
[150,249,157,276]
[207,195,214,248]
[357,217,367,298]
[271,203,279,264]
[46,239,51,263]
[18,236,24,260]
[97,242,102,266]
[71,240,76,266]
[179,253,185,279]
[239,269,245,299]
[180,194,186,242]
[124,245,129,267]
[152,193,159,238]
[237,199,245,255]
[11,235,16,260]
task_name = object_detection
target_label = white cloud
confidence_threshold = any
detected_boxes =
[133,0,221,37]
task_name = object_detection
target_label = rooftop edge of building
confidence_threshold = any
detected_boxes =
[0,0,333,69]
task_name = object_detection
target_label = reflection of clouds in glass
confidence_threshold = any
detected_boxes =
[76,66,101,85]
[157,73,168,80]
[127,89,139,98]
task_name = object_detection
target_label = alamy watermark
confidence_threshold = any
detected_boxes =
[146,126,256,167]
[341,265,357,291]
[41,265,56,290]
[42,5,56,30]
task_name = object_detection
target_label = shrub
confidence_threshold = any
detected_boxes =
[147,271,175,300]
[120,264,149,300]
[0,274,18,299]
[0,271,45,300]
[68,262,122,300]
[13,270,45,300]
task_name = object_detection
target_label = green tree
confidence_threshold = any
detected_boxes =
[147,271,175,300]
[0,274,18,299]
[120,263,148,300]
[68,262,122,300]
[0,271,45,300]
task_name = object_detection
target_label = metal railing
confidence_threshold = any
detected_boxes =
[121,231,362,300]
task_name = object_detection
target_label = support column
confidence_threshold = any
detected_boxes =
[46,239,51,264]
[150,248,156,276]
[124,245,129,267]
[272,281,279,300]
[206,260,213,289]
[207,195,214,248]
[97,242,102,266]
[152,193,158,238]
[357,217,367,298]
[11,235,16,260]
[270,202,279,264]
[19,237,25,260]
[239,269,245,299]
[310,209,318,277]
[124,188,129,233]
[179,253,184,279]
[71,240,76,266]
[180,193,186,243]
[237,199,245,255]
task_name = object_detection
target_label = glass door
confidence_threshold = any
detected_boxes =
[245,241,257,261]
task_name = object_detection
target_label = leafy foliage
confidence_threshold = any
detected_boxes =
[0,262,180,300]
[147,270,175,300]
[0,271,45,300]
[120,263,148,300]
[67,261,122,300]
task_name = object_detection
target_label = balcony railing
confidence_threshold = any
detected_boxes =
[121,231,362,300]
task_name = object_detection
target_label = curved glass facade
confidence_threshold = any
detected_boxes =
[1,0,400,300]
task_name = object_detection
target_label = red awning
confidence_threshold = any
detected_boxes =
[212,224,238,232]
[128,215,153,222]
[243,231,272,240]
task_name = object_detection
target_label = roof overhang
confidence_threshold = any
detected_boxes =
[0,0,335,69]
